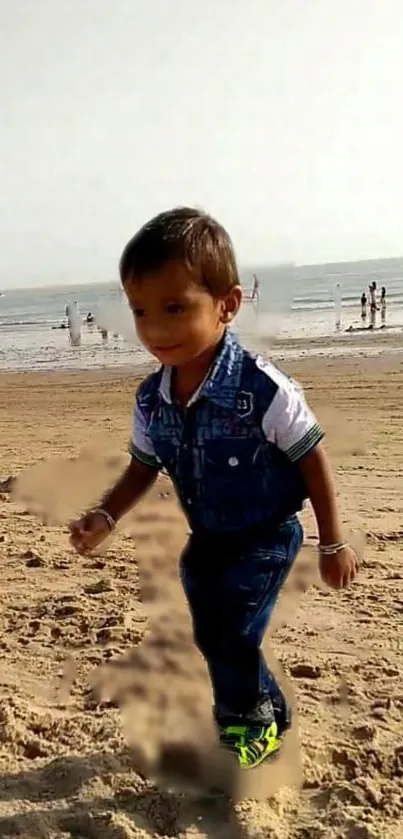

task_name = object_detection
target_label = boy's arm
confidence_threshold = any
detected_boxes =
[70,388,160,554]
[298,442,343,546]
[262,370,357,588]
[101,388,161,522]
[99,456,158,524]
[298,443,357,588]
[69,458,158,555]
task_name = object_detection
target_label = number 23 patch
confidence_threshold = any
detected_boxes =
[235,391,254,418]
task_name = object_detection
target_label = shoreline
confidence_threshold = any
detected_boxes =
[0,347,402,387]
[1,329,403,376]
[261,327,403,360]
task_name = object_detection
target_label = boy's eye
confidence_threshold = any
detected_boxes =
[165,303,185,314]
[133,307,146,318]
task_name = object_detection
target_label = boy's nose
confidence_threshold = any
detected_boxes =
[145,322,172,343]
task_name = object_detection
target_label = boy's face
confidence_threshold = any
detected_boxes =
[124,261,242,367]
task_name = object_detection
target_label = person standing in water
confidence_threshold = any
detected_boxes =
[251,274,260,301]
[334,283,342,331]
[65,301,82,346]
[380,287,386,325]
[368,282,378,329]
[360,292,367,320]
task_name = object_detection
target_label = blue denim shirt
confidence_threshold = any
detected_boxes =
[131,330,323,533]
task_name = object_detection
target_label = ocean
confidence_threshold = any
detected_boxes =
[1,258,403,371]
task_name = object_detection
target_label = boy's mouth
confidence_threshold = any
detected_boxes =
[152,344,182,353]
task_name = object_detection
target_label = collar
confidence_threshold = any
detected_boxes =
[158,328,245,409]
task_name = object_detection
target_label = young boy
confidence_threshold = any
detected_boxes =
[70,207,357,770]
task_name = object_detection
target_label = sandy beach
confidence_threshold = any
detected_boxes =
[0,353,402,839]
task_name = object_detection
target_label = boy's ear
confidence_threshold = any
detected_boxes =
[220,286,243,323]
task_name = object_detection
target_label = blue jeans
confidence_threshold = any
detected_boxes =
[180,516,303,729]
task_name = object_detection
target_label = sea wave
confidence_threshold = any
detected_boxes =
[0,319,59,327]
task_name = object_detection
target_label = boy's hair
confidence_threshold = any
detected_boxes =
[119,207,240,296]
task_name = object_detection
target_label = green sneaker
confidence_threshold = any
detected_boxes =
[219,722,281,770]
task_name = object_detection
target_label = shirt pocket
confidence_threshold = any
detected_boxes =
[203,438,268,516]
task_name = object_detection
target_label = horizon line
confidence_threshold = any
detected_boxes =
[2,253,403,293]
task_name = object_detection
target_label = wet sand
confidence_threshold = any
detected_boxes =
[0,354,402,839]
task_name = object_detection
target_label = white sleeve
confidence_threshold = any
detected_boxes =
[129,399,161,469]
[262,371,324,462]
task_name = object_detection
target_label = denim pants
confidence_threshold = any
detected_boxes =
[180,516,303,729]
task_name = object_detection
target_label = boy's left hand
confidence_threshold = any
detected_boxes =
[319,545,358,590]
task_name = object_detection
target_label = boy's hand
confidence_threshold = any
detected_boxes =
[69,511,112,555]
[319,545,358,590]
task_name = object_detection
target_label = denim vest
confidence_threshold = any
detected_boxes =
[137,331,308,533]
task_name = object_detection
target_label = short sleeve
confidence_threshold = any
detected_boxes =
[129,398,161,469]
[262,375,324,462]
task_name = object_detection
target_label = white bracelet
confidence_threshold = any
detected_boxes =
[93,508,116,531]
[319,541,348,556]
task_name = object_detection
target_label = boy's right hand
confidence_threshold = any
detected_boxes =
[69,511,111,555]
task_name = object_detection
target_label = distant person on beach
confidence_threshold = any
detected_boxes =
[380,287,386,325]
[86,312,95,324]
[334,282,342,330]
[65,301,81,346]
[360,292,367,319]
[369,282,377,309]
[69,207,358,772]
[368,282,378,329]
[251,273,260,301]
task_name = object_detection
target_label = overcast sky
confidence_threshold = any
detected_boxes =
[2,0,403,288]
